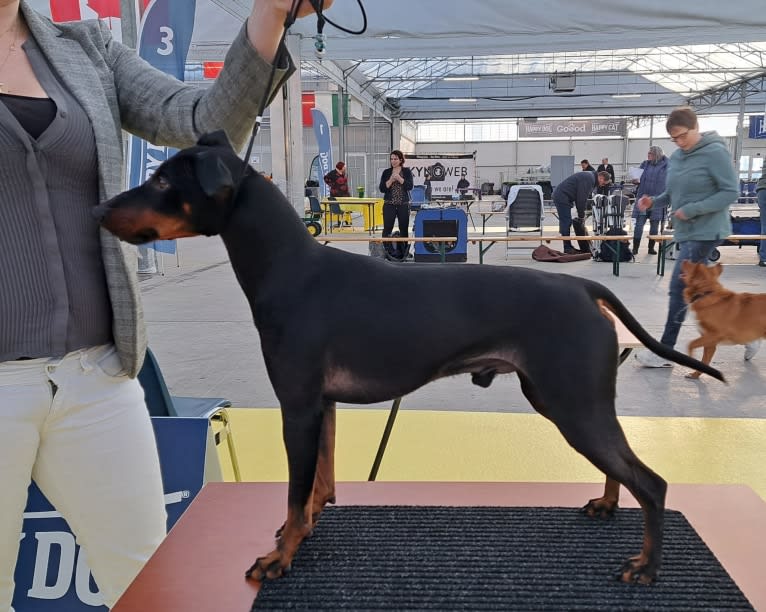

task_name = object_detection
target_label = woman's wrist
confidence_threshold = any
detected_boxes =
[247,2,287,63]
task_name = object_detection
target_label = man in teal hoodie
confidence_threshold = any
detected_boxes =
[633,107,760,366]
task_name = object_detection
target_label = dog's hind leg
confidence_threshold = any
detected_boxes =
[520,373,622,518]
[554,411,666,584]
[246,404,324,582]
[686,337,718,379]
[582,477,621,519]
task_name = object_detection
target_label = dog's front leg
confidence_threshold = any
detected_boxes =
[311,402,336,525]
[246,408,323,582]
[581,476,620,518]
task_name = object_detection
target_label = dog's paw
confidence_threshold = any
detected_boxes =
[245,549,292,581]
[615,554,657,585]
[684,371,702,380]
[581,496,618,519]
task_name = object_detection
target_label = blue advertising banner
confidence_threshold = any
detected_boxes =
[127,0,197,255]
[13,417,209,611]
[748,115,766,139]
[310,108,333,199]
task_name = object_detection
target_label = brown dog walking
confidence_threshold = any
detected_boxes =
[682,261,766,378]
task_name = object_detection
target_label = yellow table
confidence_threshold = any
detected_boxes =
[322,197,384,234]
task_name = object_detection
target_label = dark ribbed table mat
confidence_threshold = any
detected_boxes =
[253,506,753,611]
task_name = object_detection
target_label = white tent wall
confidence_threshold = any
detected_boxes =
[415,136,744,189]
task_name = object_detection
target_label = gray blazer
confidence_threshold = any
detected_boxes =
[22,1,293,377]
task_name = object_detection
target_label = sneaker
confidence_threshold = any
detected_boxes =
[744,339,761,361]
[759,260,766,267]
[634,349,673,368]
[647,247,657,255]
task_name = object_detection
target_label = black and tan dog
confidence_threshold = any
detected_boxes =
[94,132,724,585]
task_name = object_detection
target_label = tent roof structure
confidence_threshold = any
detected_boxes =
[292,1,766,119]
[187,1,766,119]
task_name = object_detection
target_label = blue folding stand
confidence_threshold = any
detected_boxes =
[14,418,210,611]
[413,207,468,262]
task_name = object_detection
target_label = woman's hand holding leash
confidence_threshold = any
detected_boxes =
[248,0,335,62]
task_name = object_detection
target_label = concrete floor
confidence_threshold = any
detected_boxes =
[139,221,766,420]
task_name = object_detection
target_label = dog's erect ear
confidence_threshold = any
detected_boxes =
[194,151,234,198]
[197,130,232,149]
[712,263,723,277]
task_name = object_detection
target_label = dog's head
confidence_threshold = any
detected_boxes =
[681,260,724,303]
[93,131,244,244]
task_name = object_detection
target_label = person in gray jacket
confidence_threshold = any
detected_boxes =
[633,107,760,367]
[631,145,669,255]
[756,174,766,268]
[0,0,327,608]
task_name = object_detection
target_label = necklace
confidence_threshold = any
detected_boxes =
[0,18,19,94]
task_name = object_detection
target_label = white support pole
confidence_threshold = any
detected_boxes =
[285,34,305,213]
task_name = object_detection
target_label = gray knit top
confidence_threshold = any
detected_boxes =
[0,37,112,361]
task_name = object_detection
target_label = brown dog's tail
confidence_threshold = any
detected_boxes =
[585,282,726,383]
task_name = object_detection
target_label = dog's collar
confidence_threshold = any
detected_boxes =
[689,290,714,303]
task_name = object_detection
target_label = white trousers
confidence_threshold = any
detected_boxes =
[0,345,166,610]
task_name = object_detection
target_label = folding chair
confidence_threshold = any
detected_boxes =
[327,199,354,227]
[410,185,426,210]
[505,185,544,257]
[138,348,241,481]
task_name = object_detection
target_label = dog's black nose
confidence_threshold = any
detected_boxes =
[92,206,107,222]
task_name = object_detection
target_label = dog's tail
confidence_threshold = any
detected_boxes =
[585,282,726,383]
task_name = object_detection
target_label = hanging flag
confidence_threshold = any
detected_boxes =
[48,0,122,39]
[748,115,766,139]
[310,109,333,199]
[126,0,197,254]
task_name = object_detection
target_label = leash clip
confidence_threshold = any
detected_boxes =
[313,32,326,57]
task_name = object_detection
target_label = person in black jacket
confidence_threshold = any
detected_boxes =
[553,171,610,253]
[379,150,414,260]
[597,157,616,183]
[323,161,350,198]
[580,159,596,172]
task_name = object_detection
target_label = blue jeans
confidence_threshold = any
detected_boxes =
[758,189,766,263]
[660,239,721,348]
[632,213,660,245]
[554,199,578,250]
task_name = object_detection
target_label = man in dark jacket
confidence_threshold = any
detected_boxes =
[553,171,611,253]
[597,157,616,183]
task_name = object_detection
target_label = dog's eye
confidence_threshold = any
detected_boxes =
[155,175,170,190]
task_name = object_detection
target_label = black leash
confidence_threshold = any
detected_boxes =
[237,0,368,188]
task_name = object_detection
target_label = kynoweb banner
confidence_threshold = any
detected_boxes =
[126,0,197,255]
[405,154,476,199]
